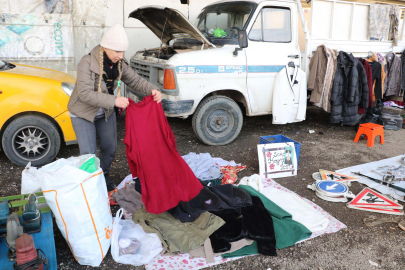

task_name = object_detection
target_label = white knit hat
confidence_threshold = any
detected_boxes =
[100,24,129,51]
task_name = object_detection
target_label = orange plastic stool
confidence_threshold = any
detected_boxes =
[354,123,384,147]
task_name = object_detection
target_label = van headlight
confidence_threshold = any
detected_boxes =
[158,69,164,85]
[61,82,74,96]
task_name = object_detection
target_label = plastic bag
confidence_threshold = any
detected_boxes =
[21,162,41,194]
[37,154,111,267]
[79,157,97,173]
[111,209,163,266]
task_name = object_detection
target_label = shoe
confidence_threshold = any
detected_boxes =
[399,219,405,231]
[104,174,117,192]
[6,213,23,261]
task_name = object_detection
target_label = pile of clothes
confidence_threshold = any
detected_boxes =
[112,174,331,262]
[114,96,330,264]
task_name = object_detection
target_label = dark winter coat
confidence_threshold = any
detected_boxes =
[330,52,369,125]
[357,58,373,114]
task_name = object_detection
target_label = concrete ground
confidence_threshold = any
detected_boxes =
[1,106,405,270]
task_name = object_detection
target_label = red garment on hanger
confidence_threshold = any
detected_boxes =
[124,96,202,214]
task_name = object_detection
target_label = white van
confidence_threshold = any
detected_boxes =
[128,0,405,145]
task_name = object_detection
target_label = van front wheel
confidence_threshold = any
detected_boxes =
[192,96,243,146]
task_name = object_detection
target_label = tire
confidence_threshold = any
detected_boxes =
[192,95,243,146]
[2,115,61,167]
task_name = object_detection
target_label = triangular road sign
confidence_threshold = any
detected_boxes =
[348,188,403,209]
[347,205,404,215]
[319,169,358,182]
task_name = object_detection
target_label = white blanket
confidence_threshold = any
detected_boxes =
[239,174,329,232]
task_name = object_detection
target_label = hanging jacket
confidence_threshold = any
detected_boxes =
[401,49,405,91]
[308,45,329,103]
[367,54,385,98]
[124,96,203,214]
[384,52,402,96]
[272,66,307,124]
[330,52,369,125]
[368,61,382,99]
[320,48,338,113]
[357,58,373,114]
[388,5,401,46]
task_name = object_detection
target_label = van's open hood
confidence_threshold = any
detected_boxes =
[129,6,214,47]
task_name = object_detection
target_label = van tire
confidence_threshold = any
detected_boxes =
[2,115,61,167]
[192,95,243,146]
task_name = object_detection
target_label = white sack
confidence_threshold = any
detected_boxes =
[37,154,112,267]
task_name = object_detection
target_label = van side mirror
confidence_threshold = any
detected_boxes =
[234,30,248,56]
[238,30,248,48]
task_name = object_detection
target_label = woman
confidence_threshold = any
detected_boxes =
[68,24,161,191]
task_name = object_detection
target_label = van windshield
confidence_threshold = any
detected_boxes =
[196,2,255,44]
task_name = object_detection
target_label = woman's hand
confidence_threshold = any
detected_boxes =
[151,89,162,103]
[115,97,129,109]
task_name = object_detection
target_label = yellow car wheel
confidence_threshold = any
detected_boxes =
[2,115,61,166]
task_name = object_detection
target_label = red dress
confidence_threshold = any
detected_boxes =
[124,96,202,214]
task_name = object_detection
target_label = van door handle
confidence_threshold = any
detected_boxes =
[288,55,300,58]
[0,90,2,94]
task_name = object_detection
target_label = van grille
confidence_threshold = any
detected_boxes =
[131,61,150,80]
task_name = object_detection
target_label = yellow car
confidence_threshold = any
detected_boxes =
[0,60,77,166]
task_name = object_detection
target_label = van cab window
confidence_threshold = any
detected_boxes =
[249,7,292,43]
[196,3,255,44]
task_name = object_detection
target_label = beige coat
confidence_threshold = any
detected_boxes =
[320,48,338,113]
[68,45,158,122]
[308,45,329,103]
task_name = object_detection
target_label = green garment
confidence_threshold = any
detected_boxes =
[78,157,97,173]
[202,178,222,186]
[236,185,311,249]
[133,208,225,254]
[213,28,227,37]
[222,241,258,258]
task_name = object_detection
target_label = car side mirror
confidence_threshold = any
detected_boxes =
[234,30,248,56]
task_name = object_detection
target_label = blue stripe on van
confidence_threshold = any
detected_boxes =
[175,65,288,74]
[176,65,246,74]
[247,65,285,73]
